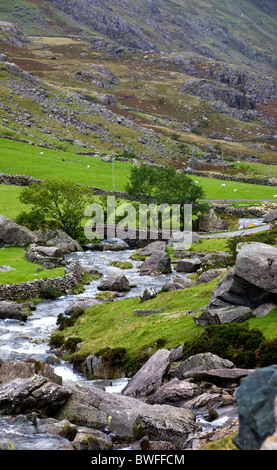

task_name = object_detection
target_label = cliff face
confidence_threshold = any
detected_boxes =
[46,0,277,69]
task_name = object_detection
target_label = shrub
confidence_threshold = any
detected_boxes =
[182,323,265,368]
[39,282,62,299]
[49,331,65,348]
[256,338,277,367]
[64,336,83,352]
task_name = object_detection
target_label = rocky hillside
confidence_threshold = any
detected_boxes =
[0,0,276,166]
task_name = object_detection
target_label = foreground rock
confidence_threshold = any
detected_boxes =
[0,301,28,321]
[55,381,201,448]
[140,251,172,275]
[0,214,39,247]
[194,305,253,326]
[97,274,130,291]
[234,365,277,450]
[0,376,72,416]
[0,360,62,386]
[122,349,171,399]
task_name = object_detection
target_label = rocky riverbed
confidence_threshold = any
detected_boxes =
[0,231,277,451]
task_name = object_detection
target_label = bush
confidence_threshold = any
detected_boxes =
[256,338,277,367]
[64,336,83,352]
[57,308,85,330]
[182,323,265,368]
[49,331,65,348]
[39,282,62,299]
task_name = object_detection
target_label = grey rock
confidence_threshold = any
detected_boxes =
[139,241,167,256]
[73,427,113,450]
[0,439,16,450]
[187,368,253,385]
[0,265,15,272]
[0,360,62,386]
[161,281,184,291]
[122,349,171,399]
[0,214,39,247]
[0,301,28,321]
[197,215,228,232]
[101,238,129,251]
[98,274,130,291]
[194,305,253,326]
[252,302,277,317]
[55,381,200,448]
[140,250,172,275]
[196,268,224,284]
[0,376,72,416]
[262,210,277,223]
[34,229,83,253]
[65,297,100,315]
[140,287,157,302]
[176,258,201,273]
[235,242,277,294]
[146,377,199,406]
[234,365,277,450]
[174,353,235,380]
[134,309,164,316]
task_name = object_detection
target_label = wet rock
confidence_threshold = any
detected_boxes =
[122,349,171,399]
[0,301,28,321]
[0,438,16,450]
[101,238,129,251]
[235,365,277,450]
[0,375,72,416]
[140,251,172,275]
[0,361,63,386]
[98,274,130,292]
[37,418,78,441]
[73,427,113,450]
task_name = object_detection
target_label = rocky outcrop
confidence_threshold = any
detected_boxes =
[196,214,228,233]
[140,251,172,275]
[0,215,39,247]
[195,242,277,325]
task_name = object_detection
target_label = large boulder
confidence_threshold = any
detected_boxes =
[197,215,228,233]
[234,365,277,450]
[173,353,235,380]
[205,243,277,317]
[25,244,65,269]
[65,297,100,315]
[139,241,167,256]
[34,229,83,253]
[0,360,62,386]
[55,381,201,448]
[176,258,202,273]
[122,349,171,399]
[262,210,277,223]
[97,274,130,292]
[0,375,72,416]
[0,301,29,321]
[0,215,39,247]
[235,242,277,294]
[140,251,172,275]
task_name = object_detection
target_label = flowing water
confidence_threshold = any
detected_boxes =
[0,247,239,449]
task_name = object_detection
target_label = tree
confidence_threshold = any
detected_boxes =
[19,177,95,241]
[125,164,205,208]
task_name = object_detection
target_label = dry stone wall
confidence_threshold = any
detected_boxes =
[0,260,84,301]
